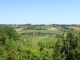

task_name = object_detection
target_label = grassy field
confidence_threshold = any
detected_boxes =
[16,24,79,46]
[20,30,59,46]
[18,29,63,34]
[22,35,58,45]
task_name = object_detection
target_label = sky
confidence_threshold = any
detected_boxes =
[0,0,80,24]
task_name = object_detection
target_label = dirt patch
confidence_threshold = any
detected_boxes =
[68,26,80,31]
[16,28,24,32]
[24,39,27,42]
[47,27,58,31]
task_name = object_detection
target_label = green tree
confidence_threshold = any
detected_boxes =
[0,25,20,60]
[61,31,80,60]
[53,39,66,60]
[2,26,20,40]
[0,45,8,60]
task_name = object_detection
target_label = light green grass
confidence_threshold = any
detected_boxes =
[22,35,58,45]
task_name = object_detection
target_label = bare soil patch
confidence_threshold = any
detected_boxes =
[47,27,58,31]
[16,28,24,32]
[68,26,80,31]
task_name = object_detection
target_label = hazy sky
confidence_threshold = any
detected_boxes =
[0,0,80,24]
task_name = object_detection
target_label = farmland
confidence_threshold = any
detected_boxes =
[15,24,80,47]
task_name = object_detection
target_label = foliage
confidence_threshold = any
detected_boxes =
[0,25,80,60]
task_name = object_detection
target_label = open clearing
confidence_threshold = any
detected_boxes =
[16,28,24,32]
[47,27,58,31]
[68,26,80,31]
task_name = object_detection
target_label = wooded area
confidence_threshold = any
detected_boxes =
[0,25,80,60]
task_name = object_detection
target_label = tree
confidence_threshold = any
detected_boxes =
[0,45,8,60]
[0,28,8,45]
[2,26,20,40]
[61,31,80,60]
[0,25,20,60]
[0,25,20,45]
[53,39,66,60]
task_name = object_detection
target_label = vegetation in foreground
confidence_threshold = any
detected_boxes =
[0,25,80,60]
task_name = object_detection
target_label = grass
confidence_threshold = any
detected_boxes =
[22,35,42,39]
[18,30,37,33]
[18,27,64,46]
[18,29,63,35]
[16,25,74,45]
[21,35,58,45]
[16,25,80,48]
